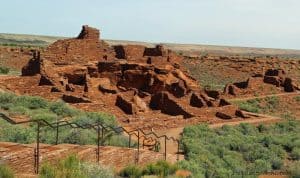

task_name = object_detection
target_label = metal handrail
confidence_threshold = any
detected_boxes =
[0,112,181,174]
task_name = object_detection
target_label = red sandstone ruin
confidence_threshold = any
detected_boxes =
[21,26,241,119]
[224,68,300,96]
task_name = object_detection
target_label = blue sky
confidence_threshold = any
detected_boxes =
[0,0,299,49]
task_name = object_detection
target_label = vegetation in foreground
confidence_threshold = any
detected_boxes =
[39,155,114,178]
[119,160,179,178]
[0,92,132,147]
[179,120,300,177]
[1,155,180,178]
[0,164,14,178]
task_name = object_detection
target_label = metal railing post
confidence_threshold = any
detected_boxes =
[164,135,167,161]
[137,130,140,164]
[128,134,131,148]
[35,122,40,174]
[55,122,59,145]
[177,140,180,161]
[97,125,100,163]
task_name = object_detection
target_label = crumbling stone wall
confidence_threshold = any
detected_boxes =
[42,25,115,64]
[19,25,241,121]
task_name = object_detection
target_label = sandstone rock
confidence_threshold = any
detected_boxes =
[21,58,40,76]
[115,94,135,114]
[216,112,232,120]
[132,95,149,113]
[265,69,285,77]
[205,90,221,99]
[150,92,193,118]
[219,99,231,106]
[283,77,296,92]
[144,45,166,57]
[51,86,61,92]
[66,84,75,92]
[98,78,118,94]
[224,84,238,95]
[263,76,281,87]
[77,25,100,40]
[39,75,55,86]
[168,80,187,98]
[62,94,91,103]
[190,93,206,108]
[235,110,250,118]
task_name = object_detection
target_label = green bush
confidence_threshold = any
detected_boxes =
[0,92,132,147]
[119,161,178,178]
[294,96,300,102]
[0,66,10,74]
[270,157,283,170]
[235,100,260,113]
[0,164,14,178]
[234,96,281,114]
[119,165,142,178]
[288,161,300,178]
[142,160,178,177]
[39,155,114,178]
[291,148,300,160]
[179,121,300,177]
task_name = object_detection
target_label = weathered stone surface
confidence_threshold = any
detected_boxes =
[283,77,296,92]
[21,57,40,76]
[116,94,135,114]
[235,110,250,118]
[150,92,193,118]
[98,78,118,94]
[17,25,251,122]
[224,84,238,95]
[216,112,232,120]
[219,99,231,106]
[62,94,91,103]
[205,89,221,99]
[190,93,206,108]
[77,25,100,40]
[224,68,299,96]
[66,83,75,92]
[263,76,281,87]
[265,69,285,77]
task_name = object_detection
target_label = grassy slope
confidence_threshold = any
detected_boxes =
[1,33,300,57]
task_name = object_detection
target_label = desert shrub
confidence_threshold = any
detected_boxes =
[119,165,142,178]
[294,96,300,102]
[119,161,178,178]
[0,66,10,74]
[270,157,283,170]
[291,148,300,160]
[234,96,282,114]
[179,121,300,177]
[0,119,35,143]
[235,99,261,113]
[248,159,272,174]
[264,96,279,111]
[15,95,48,109]
[142,160,178,177]
[288,161,300,178]
[49,100,79,117]
[281,111,296,120]
[39,155,114,178]
[105,134,131,147]
[0,92,132,147]
[80,162,114,178]
[0,164,14,178]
